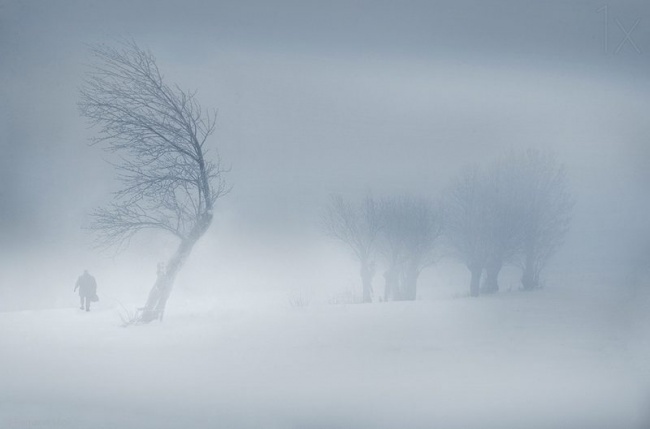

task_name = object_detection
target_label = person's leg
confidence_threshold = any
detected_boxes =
[79,295,84,310]
[85,296,90,311]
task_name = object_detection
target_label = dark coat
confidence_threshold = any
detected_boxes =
[75,273,97,297]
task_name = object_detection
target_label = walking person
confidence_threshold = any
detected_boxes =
[74,270,98,312]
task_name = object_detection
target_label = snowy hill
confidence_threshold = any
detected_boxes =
[1,287,649,429]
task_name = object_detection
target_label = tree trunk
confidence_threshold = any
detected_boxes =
[469,265,482,297]
[360,260,374,303]
[401,264,419,301]
[521,251,538,291]
[521,268,539,291]
[138,213,213,323]
[383,268,398,302]
[138,239,193,323]
[482,256,502,294]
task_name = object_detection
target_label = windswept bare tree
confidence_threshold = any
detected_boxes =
[378,195,443,301]
[79,40,228,323]
[323,194,380,303]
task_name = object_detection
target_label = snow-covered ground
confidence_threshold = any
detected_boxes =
[1,286,649,429]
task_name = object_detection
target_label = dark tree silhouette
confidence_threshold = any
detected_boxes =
[79,40,228,323]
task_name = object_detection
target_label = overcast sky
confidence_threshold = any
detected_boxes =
[1,0,649,307]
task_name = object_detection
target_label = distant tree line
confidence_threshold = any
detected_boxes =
[324,148,574,302]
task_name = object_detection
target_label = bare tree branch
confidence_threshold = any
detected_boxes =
[79,40,227,248]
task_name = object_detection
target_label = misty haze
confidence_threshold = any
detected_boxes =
[1,1,650,428]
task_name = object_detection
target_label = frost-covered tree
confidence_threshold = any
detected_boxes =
[323,194,381,303]
[378,196,443,301]
[79,40,228,323]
